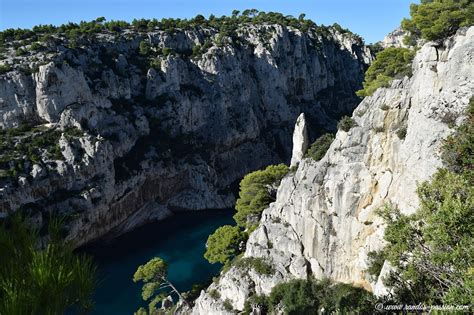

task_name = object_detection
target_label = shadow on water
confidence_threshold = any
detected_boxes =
[80,209,234,315]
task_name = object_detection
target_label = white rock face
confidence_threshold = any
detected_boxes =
[35,62,93,122]
[192,27,474,313]
[0,24,370,246]
[290,113,309,167]
[380,27,410,48]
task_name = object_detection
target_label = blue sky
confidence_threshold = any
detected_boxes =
[0,0,417,43]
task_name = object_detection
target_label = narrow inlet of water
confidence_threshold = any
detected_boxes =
[82,209,234,314]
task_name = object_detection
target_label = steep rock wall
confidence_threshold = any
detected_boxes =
[192,26,474,314]
[0,24,370,246]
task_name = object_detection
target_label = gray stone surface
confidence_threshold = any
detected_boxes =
[0,24,370,247]
[191,27,474,314]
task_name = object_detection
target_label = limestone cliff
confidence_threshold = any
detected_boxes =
[0,23,370,245]
[191,26,474,314]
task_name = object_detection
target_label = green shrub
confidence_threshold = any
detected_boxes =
[139,40,151,55]
[235,257,274,275]
[234,164,289,230]
[30,42,43,51]
[149,58,161,70]
[162,47,174,56]
[397,126,407,139]
[366,250,385,280]
[15,48,27,56]
[402,0,474,42]
[373,101,474,304]
[191,44,201,57]
[374,126,385,133]
[223,299,234,311]
[337,116,357,132]
[259,278,377,315]
[441,97,473,182]
[305,133,334,161]
[63,127,83,138]
[269,279,316,314]
[208,289,220,299]
[204,225,247,265]
[243,294,270,315]
[356,47,415,97]
[0,64,13,74]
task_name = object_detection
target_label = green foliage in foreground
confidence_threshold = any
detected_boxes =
[244,278,376,315]
[356,47,415,97]
[402,0,474,42]
[370,99,474,305]
[305,133,335,161]
[204,225,246,265]
[234,164,289,230]
[133,257,188,314]
[0,214,97,314]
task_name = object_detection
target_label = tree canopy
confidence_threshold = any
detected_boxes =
[133,257,188,314]
[234,163,289,230]
[356,47,415,97]
[204,163,289,268]
[204,225,246,265]
[402,0,474,42]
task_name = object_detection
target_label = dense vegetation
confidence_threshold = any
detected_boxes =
[0,11,361,53]
[402,0,474,43]
[356,47,415,97]
[204,164,288,268]
[0,214,97,314]
[368,98,473,305]
[244,278,376,315]
[305,133,335,161]
[204,225,247,265]
[234,164,289,230]
[337,116,357,132]
[133,257,188,314]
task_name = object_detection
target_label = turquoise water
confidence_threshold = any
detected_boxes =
[83,209,233,314]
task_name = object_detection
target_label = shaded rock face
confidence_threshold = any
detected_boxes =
[191,27,474,314]
[0,24,370,246]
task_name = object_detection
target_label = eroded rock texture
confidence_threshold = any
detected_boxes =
[191,26,474,314]
[0,24,370,246]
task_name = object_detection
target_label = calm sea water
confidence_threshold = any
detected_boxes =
[82,209,233,315]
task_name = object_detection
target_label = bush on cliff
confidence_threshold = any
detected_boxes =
[306,133,335,161]
[244,278,377,315]
[204,225,247,265]
[0,214,97,314]
[337,116,357,132]
[204,163,289,267]
[402,0,474,42]
[356,47,415,97]
[234,163,289,230]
